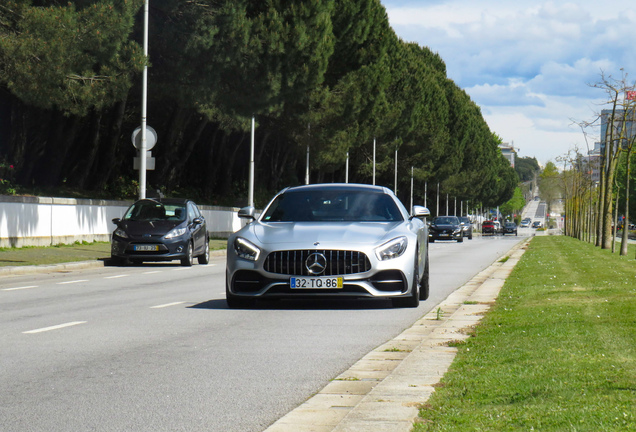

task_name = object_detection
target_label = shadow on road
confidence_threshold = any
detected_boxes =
[189,297,396,311]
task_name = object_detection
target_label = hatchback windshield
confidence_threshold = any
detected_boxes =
[123,201,186,222]
[433,217,459,225]
[261,190,403,222]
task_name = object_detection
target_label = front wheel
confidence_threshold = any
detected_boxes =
[197,239,210,264]
[392,256,420,308]
[419,253,430,300]
[181,241,194,266]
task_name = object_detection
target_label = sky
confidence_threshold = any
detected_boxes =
[381,0,636,166]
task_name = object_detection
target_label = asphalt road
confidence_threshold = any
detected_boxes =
[1,234,526,432]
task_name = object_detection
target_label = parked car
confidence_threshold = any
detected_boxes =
[459,216,473,240]
[532,221,543,229]
[226,183,431,308]
[481,220,502,235]
[111,198,209,266]
[429,216,463,243]
[503,221,518,235]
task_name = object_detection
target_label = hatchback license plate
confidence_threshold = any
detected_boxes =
[290,277,343,289]
[134,245,159,251]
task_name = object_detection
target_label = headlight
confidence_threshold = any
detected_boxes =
[114,228,128,239]
[165,227,187,239]
[375,236,407,261]
[453,228,462,234]
[234,237,261,261]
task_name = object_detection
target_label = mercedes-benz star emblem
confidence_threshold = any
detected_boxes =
[305,252,327,275]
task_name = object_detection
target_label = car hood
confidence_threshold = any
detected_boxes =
[118,220,182,236]
[249,221,403,247]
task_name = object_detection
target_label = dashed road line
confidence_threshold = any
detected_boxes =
[56,280,89,285]
[105,274,129,279]
[150,301,186,309]
[3,285,38,291]
[142,271,162,275]
[23,321,87,334]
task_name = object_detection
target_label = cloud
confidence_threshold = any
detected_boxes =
[381,0,636,163]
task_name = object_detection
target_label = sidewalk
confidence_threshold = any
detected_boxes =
[265,238,530,432]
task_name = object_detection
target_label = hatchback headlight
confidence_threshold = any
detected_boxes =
[234,237,261,261]
[375,236,407,261]
[165,227,187,239]
[114,228,129,239]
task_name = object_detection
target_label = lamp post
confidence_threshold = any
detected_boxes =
[139,0,149,199]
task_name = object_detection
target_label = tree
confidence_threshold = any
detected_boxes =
[539,161,561,217]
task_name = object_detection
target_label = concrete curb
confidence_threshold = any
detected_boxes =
[0,249,227,276]
[265,238,531,432]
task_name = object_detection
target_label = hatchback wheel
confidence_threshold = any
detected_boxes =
[181,241,194,266]
[198,239,210,265]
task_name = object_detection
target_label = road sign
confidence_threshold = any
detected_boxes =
[131,126,157,150]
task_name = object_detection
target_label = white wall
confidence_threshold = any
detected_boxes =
[0,196,245,248]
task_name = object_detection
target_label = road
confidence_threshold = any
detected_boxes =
[1,234,525,432]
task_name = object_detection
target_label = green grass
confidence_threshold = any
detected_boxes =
[0,239,227,267]
[415,236,636,431]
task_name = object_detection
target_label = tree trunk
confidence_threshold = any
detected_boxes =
[92,98,128,190]
[165,116,208,187]
[74,111,103,189]
[621,148,632,255]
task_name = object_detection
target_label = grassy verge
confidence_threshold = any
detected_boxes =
[416,236,636,431]
[0,239,227,267]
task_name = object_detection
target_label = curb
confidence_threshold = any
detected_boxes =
[0,249,227,276]
[265,238,531,432]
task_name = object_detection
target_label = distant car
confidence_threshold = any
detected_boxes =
[226,183,431,308]
[111,198,209,266]
[429,216,463,243]
[532,221,542,228]
[481,220,501,235]
[458,217,473,240]
[520,219,531,228]
[503,222,518,235]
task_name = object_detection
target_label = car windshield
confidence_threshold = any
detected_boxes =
[433,217,458,224]
[459,217,470,224]
[123,201,186,222]
[261,190,403,222]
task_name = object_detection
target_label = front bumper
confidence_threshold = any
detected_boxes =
[111,236,189,261]
[226,247,417,300]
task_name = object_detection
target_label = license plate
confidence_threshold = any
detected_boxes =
[134,245,159,251]
[290,277,343,289]
[440,233,449,236]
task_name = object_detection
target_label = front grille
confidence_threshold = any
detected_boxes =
[264,250,371,276]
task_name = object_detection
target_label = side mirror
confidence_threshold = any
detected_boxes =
[112,218,121,226]
[411,205,430,220]
[238,206,256,221]
[193,217,203,225]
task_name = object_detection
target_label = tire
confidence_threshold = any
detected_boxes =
[419,253,430,300]
[457,236,463,243]
[469,233,473,240]
[197,238,210,264]
[181,241,194,266]
[429,238,435,243]
[393,253,420,308]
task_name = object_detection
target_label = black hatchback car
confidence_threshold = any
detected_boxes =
[429,216,463,243]
[111,198,209,266]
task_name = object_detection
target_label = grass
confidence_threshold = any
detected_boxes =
[0,239,227,267]
[415,236,636,431]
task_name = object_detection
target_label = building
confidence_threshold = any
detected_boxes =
[499,142,516,168]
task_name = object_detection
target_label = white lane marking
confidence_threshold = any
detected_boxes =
[105,274,129,279]
[56,280,89,285]
[23,321,87,334]
[142,271,162,275]
[3,285,38,291]
[150,301,185,309]
[172,268,189,271]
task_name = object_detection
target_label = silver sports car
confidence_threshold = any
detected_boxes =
[225,183,430,308]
